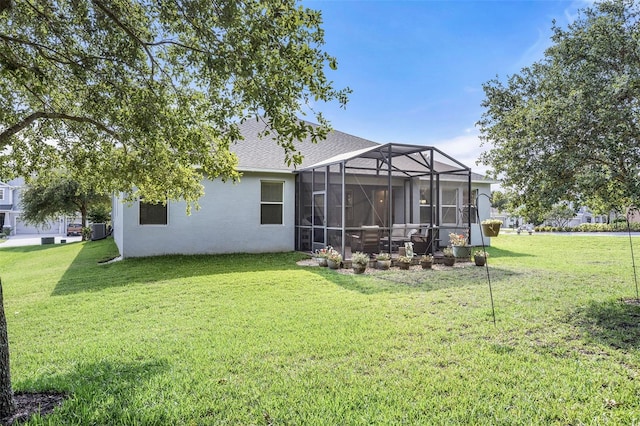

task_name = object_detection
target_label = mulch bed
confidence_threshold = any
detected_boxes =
[1,392,67,426]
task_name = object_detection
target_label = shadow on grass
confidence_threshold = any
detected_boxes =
[572,299,640,350]
[52,238,310,296]
[16,358,169,424]
[485,246,534,259]
[311,264,521,295]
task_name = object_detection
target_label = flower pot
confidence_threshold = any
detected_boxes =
[317,257,328,267]
[481,223,501,237]
[352,264,367,274]
[376,260,391,270]
[398,262,411,270]
[452,246,471,258]
[327,259,340,269]
[421,261,432,269]
[474,255,486,266]
[443,257,456,267]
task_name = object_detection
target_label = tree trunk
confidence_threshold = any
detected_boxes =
[80,204,88,241]
[0,279,15,418]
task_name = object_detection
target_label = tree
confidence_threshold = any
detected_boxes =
[0,0,349,208]
[0,280,14,418]
[544,203,576,228]
[490,190,511,214]
[0,2,349,416]
[20,173,111,240]
[478,0,640,218]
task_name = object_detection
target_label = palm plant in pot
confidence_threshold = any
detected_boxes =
[396,255,413,270]
[351,251,369,274]
[481,219,502,237]
[420,254,433,269]
[442,247,456,266]
[473,249,489,266]
[376,252,391,270]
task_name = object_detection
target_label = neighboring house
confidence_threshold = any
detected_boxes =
[0,178,69,235]
[112,120,495,259]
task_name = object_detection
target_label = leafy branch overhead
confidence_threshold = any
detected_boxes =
[0,0,350,204]
[478,0,640,217]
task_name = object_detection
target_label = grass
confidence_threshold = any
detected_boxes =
[1,234,640,424]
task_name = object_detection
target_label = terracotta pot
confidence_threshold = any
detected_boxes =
[443,257,456,266]
[398,262,411,270]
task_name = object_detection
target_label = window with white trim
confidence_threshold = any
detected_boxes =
[261,181,284,225]
[441,189,458,224]
[139,200,167,225]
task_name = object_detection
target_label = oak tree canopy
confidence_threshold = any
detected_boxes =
[0,0,349,206]
[478,0,640,218]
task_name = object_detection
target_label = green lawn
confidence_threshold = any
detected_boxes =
[1,234,640,424]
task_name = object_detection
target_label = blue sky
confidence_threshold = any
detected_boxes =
[306,0,591,174]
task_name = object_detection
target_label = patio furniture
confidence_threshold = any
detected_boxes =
[350,225,381,254]
[389,223,421,252]
[411,227,436,255]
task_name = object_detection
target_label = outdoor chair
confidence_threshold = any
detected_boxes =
[411,229,432,255]
[350,225,380,254]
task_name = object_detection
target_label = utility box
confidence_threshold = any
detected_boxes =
[91,223,107,240]
[41,237,55,245]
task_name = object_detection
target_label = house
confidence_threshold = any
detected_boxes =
[112,120,495,259]
[0,178,68,235]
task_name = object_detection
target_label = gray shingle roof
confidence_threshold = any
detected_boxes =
[231,118,493,183]
[231,119,379,172]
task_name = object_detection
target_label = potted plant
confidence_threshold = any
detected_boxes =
[449,232,471,258]
[481,219,502,237]
[376,252,391,270]
[473,249,489,266]
[396,255,413,270]
[351,251,369,274]
[326,248,342,269]
[442,247,456,266]
[314,246,330,267]
[420,254,433,269]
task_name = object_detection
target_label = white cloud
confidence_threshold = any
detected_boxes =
[431,131,491,176]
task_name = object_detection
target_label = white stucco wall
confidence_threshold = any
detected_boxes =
[114,172,295,258]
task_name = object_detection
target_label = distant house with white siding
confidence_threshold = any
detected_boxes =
[0,178,67,235]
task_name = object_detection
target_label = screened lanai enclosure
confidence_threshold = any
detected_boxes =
[295,143,488,260]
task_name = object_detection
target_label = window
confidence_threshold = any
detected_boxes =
[0,188,4,201]
[441,189,458,224]
[261,181,283,225]
[461,189,478,224]
[419,185,433,224]
[139,200,167,225]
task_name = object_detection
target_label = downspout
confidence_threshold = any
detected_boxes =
[341,161,346,260]
[468,170,472,245]
[387,144,393,252]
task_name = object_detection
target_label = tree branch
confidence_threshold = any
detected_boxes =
[0,111,117,144]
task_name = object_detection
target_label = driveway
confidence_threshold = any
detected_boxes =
[0,234,83,248]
